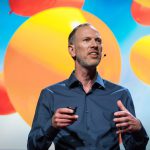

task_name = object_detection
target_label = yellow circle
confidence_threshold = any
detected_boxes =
[130,35,150,85]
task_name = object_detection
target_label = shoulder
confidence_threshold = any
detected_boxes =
[42,79,68,94]
[103,79,130,94]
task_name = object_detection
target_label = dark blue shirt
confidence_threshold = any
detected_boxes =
[27,72,149,150]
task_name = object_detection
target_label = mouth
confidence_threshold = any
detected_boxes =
[88,51,99,57]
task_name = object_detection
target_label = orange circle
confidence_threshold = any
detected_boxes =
[131,1,150,26]
[4,7,121,125]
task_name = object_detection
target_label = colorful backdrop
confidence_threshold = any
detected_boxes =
[0,0,150,149]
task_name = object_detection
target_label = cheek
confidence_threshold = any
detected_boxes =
[74,43,89,57]
[99,47,103,56]
[76,49,87,58]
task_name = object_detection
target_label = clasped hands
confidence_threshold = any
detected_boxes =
[52,100,142,134]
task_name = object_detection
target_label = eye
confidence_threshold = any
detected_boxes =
[96,38,102,44]
[83,38,91,42]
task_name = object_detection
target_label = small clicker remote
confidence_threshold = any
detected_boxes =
[67,106,77,115]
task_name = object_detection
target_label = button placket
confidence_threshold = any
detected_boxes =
[85,95,91,131]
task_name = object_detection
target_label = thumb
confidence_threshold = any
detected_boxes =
[117,100,127,111]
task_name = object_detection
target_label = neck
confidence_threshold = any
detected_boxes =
[75,66,97,93]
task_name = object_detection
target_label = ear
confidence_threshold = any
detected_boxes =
[68,44,76,59]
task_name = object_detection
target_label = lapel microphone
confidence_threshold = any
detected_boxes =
[102,53,106,58]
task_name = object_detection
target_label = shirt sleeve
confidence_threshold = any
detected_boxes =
[121,89,149,150]
[27,88,60,150]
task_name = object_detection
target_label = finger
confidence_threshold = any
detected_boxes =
[55,118,75,123]
[52,114,78,129]
[116,127,130,134]
[116,124,137,134]
[113,117,129,123]
[114,110,129,117]
[115,122,130,128]
[58,114,78,120]
[57,108,74,114]
[117,100,127,111]
[57,123,72,128]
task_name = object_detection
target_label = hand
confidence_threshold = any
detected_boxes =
[113,100,142,134]
[52,108,78,129]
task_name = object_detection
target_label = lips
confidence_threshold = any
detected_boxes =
[89,52,98,55]
[88,51,99,57]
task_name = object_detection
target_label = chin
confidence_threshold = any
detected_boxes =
[77,58,100,69]
[89,60,100,66]
[85,62,100,68]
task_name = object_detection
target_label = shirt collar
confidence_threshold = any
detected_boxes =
[66,71,105,89]
[66,71,80,88]
[95,72,105,89]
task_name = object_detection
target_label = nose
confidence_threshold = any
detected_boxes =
[91,39,98,47]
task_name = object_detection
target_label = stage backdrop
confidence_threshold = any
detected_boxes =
[0,0,150,149]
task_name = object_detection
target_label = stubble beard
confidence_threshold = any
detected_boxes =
[76,56,101,69]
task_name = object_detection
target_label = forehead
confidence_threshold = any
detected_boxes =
[75,25,100,38]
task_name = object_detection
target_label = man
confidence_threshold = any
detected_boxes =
[27,23,149,150]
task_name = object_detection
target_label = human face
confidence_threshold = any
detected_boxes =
[69,25,102,69]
